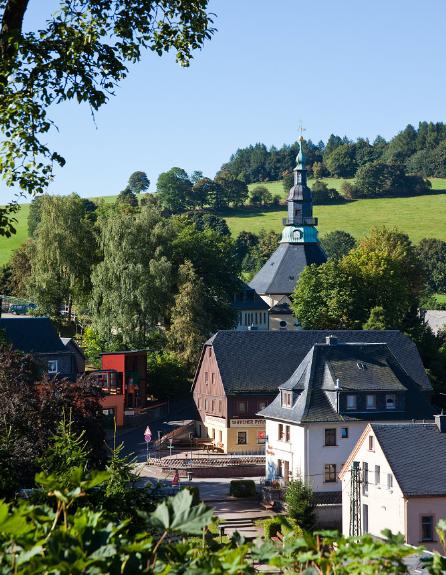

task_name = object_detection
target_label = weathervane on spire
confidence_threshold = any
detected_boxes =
[298,121,306,142]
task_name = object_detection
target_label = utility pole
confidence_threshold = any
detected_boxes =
[349,461,361,536]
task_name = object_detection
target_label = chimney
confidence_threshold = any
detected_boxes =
[326,335,338,345]
[435,411,446,433]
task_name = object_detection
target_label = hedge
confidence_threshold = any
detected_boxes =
[229,480,256,498]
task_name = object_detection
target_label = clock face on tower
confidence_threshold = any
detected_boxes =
[293,228,304,241]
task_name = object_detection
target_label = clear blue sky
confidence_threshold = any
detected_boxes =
[4,0,446,202]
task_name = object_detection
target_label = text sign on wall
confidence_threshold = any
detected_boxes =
[230,419,265,427]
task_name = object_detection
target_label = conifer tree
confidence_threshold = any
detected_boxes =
[168,261,212,368]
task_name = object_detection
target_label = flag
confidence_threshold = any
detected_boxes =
[144,425,152,443]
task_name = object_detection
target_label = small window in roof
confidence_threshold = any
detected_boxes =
[357,362,367,370]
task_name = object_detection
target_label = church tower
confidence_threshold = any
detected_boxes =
[248,135,327,330]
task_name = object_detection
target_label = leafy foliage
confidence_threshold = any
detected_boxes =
[229,480,256,498]
[293,227,425,330]
[0,346,105,497]
[320,230,356,260]
[0,0,215,234]
[39,412,90,490]
[27,194,98,319]
[284,480,315,532]
[416,238,446,293]
[147,351,189,399]
[128,171,150,194]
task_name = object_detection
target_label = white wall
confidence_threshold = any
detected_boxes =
[265,419,305,481]
[341,429,405,538]
[265,419,366,491]
[307,422,366,492]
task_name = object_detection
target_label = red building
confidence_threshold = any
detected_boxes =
[92,350,148,426]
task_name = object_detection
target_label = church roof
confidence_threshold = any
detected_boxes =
[249,242,326,295]
[232,282,269,311]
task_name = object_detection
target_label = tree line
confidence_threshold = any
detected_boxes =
[220,121,446,197]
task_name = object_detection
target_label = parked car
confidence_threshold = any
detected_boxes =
[9,303,37,315]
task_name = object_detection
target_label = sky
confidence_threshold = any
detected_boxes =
[3,0,446,202]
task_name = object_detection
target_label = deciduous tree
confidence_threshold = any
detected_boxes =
[91,205,174,348]
[0,1,214,235]
[28,194,98,319]
[320,230,356,260]
[157,167,192,213]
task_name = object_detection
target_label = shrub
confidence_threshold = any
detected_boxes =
[262,516,304,539]
[285,480,315,532]
[311,181,342,204]
[341,180,360,199]
[229,480,256,498]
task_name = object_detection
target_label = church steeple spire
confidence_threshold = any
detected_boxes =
[281,132,319,244]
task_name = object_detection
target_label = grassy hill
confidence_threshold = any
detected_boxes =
[230,177,446,241]
[1,178,446,267]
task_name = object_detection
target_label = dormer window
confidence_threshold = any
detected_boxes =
[282,391,292,408]
[346,394,357,410]
[385,393,396,409]
[366,394,376,410]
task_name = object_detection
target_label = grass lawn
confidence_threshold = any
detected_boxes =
[435,293,446,304]
[1,178,446,266]
[224,188,446,243]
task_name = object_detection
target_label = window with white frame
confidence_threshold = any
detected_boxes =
[282,391,292,408]
[385,393,396,409]
[362,462,369,495]
[375,465,380,485]
[346,394,357,410]
[341,427,349,439]
[387,473,393,489]
[366,394,376,409]
[48,360,58,374]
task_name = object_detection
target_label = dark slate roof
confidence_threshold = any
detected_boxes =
[371,423,446,496]
[261,342,434,424]
[269,302,293,315]
[202,330,430,396]
[0,317,67,354]
[249,242,326,295]
[232,282,269,311]
[61,337,86,358]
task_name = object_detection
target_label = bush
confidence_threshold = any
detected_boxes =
[285,480,315,532]
[262,516,304,539]
[311,180,342,204]
[249,186,273,206]
[341,180,360,199]
[229,480,256,498]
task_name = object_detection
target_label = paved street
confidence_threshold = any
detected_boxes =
[113,396,197,461]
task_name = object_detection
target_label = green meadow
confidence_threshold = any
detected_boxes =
[0,178,446,266]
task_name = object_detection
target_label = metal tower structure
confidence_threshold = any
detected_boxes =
[349,461,361,536]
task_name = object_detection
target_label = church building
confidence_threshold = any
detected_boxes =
[247,136,327,330]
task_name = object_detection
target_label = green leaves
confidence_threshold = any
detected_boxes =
[0,1,215,235]
[149,489,213,535]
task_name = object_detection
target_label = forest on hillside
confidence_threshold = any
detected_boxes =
[220,121,446,183]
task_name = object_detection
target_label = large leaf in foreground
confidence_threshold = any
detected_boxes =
[149,489,213,535]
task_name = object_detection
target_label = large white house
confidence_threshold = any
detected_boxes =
[259,334,434,510]
[339,417,446,553]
